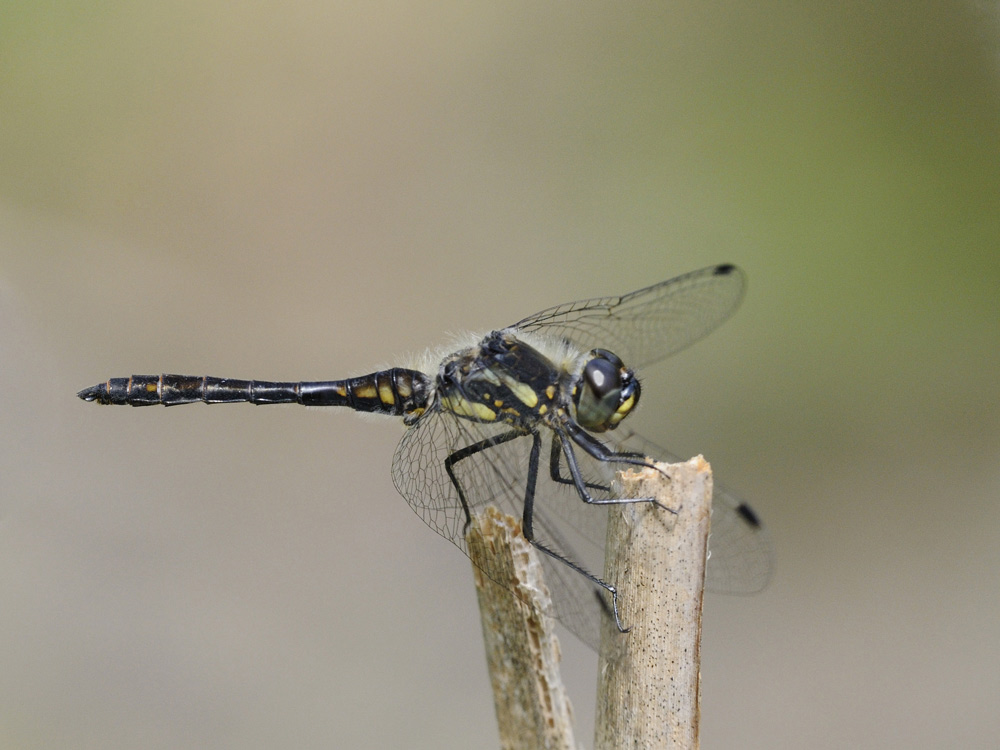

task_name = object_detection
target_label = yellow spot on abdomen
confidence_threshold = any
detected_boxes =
[354,383,377,400]
[378,384,395,405]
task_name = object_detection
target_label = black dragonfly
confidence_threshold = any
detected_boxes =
[79,263,772,649]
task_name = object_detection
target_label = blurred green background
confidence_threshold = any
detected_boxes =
[1,2,998,748]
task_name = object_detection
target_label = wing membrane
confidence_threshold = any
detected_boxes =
[390,265,770,650]
[393,408,626,649]
[513,263,746,368]
[612,426,773,594]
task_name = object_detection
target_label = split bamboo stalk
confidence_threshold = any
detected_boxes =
[469,456,712,750]
[595,456,713,750]
[467,506,580,750]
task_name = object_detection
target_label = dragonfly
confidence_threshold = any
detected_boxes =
[79,263,772,649]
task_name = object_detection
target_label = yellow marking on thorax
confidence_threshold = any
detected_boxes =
[496,371,538,408]
[481,369,502,386]
[441,395,497,422]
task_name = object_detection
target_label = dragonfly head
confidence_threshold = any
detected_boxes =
[572,349,640,433]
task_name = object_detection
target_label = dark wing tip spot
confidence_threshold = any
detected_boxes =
[714,263,737,276]
[736,502,762,528]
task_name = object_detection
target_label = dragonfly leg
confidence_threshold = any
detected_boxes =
[519,431,630,633]
[556,429,672,512]
[563,420,664,474]
[548,434,610,491]
[444,429,526,531]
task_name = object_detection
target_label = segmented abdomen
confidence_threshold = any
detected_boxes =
[78,370,430,417]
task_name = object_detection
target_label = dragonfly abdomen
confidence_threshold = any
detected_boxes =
[78,370,431,417]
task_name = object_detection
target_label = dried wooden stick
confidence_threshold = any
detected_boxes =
[595,456,713,750]
[466,506,579,750]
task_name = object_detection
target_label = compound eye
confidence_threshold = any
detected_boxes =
[574,350,637,432]
[583,357,620,400]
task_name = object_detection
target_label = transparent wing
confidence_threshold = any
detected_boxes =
[512,263,746,369]
[612,426,773,594]
[392,411,771,649]
[390,265,768,650]
[392,407,628,650]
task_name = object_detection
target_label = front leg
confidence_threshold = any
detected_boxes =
[548,433,610,492]
[557,426,673,512]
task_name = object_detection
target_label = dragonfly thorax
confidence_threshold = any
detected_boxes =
[436,331,567,428]
[433,331,640,436]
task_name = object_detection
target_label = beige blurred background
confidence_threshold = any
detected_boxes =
[2,2,999,748]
